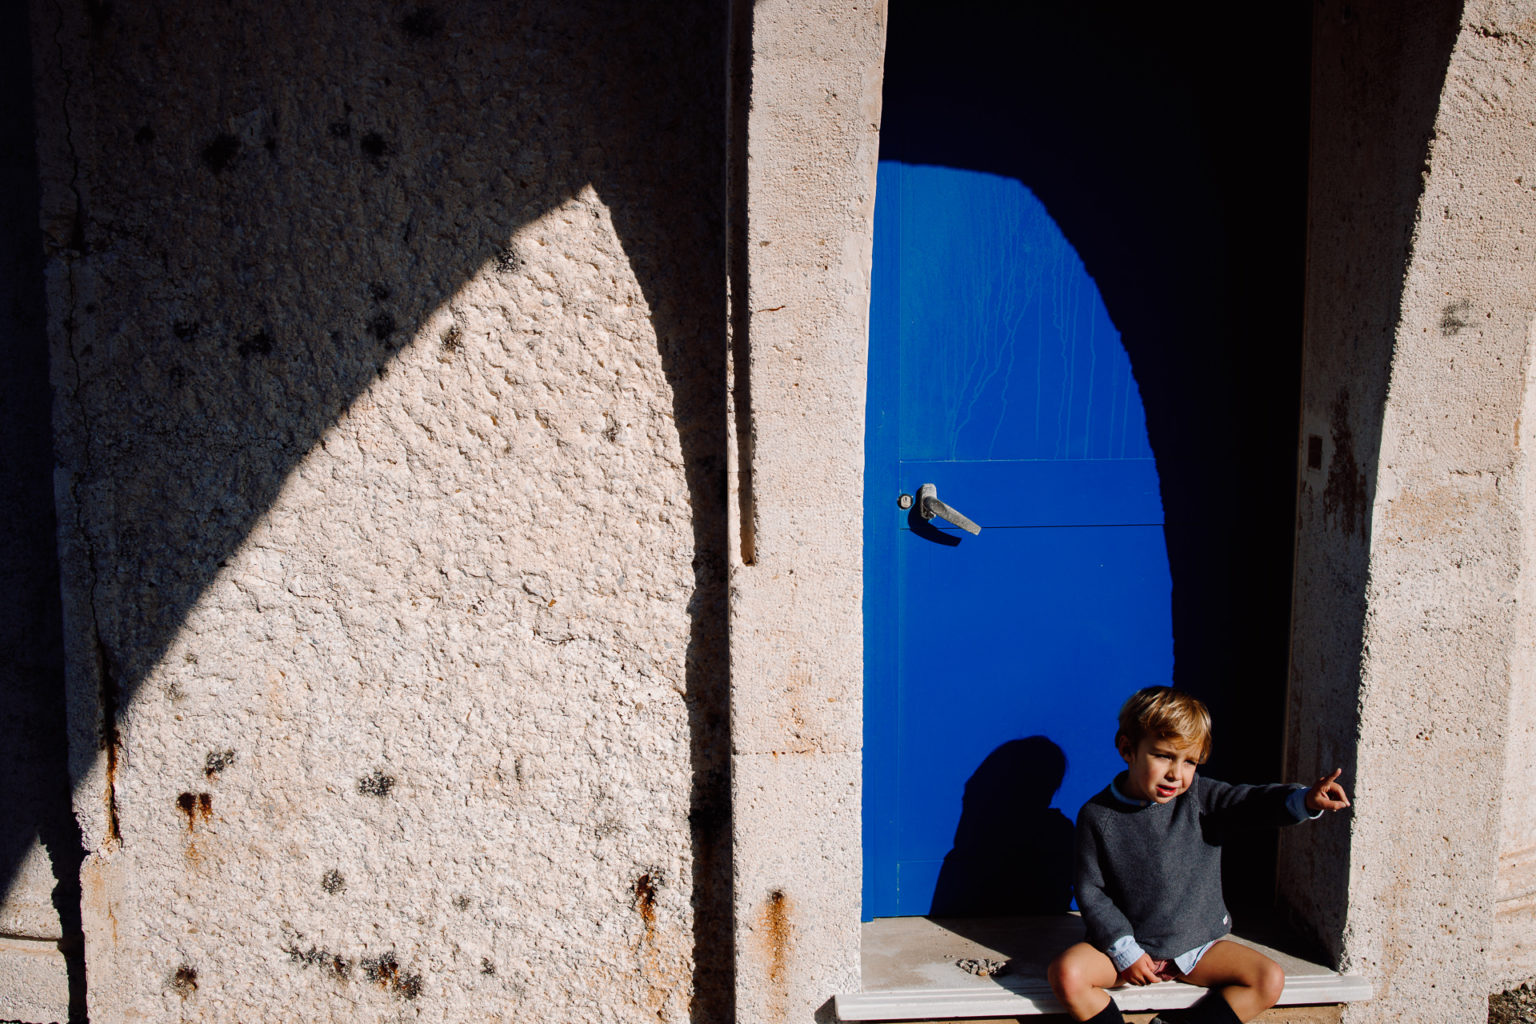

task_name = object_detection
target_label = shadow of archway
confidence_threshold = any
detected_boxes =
[11,0,734,1018]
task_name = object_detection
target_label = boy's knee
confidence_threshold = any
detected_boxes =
[1255,959,1286,1007]
[1047,955,1089,998]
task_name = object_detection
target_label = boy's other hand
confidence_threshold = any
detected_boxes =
[1305,768,1351,813]
[1118,954,1164,986]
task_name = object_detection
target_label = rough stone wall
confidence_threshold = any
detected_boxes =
[29,2,729,1021]
[1286,0,1536,1020]
[1501,323,1536,990]
[728,1,886,1020]
[1281,0,1463,962]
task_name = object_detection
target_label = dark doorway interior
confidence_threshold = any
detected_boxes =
[879,1,1310,919]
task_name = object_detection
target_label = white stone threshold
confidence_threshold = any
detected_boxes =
[837,915,1372,1022]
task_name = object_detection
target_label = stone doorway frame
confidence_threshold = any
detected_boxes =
[724,3,1535,1023]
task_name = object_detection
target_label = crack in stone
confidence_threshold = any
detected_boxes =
[51,0,121,846]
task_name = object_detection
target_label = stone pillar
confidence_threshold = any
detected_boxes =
[1498,326,1536,990]
[727,2,886,1020]
[1286,0,1536,1019]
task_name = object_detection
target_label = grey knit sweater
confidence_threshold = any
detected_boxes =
[1074,773,1310,959]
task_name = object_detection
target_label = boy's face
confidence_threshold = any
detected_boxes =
[1117,734,1201,803]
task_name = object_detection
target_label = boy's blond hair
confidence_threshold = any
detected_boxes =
[1116,686,1212,761]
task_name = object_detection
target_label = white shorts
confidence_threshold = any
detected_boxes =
[1171,938,1218,976]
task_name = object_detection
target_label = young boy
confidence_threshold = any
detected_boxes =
[1047,686,1350,1024]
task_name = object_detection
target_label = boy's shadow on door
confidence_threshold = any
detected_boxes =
[929,736,1074,918]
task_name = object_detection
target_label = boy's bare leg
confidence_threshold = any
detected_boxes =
[1048,942,1122,1020]
[1175,940,1286,1022]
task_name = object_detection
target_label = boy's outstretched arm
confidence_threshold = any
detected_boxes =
[1304,768,1351,813]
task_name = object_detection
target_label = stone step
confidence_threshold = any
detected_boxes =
[837,915,1370,1022]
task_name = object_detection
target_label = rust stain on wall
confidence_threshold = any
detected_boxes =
[96,636,122,845]
[1324,389,1370,539]
[630,869,690,1020]
[80,856,120,948]
[633,872,658,936]
[756,888,792,1022]
[176,791,213,831]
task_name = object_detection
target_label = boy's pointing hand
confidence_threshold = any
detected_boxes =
[1305,768,1351,813]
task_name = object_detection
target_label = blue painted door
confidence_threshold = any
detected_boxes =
[863,163,1174,919]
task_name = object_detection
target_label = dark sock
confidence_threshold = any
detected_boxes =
[1083,999,1126,1024]
[1178,991,1243,1024]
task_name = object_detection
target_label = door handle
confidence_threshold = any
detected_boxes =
[917,483,981,535]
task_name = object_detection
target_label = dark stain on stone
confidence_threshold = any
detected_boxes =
[400,6,444,39]
[176,791,213,830]
[367,312,396,343]
[1323,389,1369,540]
[173,320,200,343]
[328,121,351,140]
[201,133,241,174]
[95,637,122,842]
[359,132,389,165]
[362,951,422,1000]
[321,869,346,894]
[134,124,154,145]
[358,769,395,797]
[204,749,235,778]
[633,871,659,931]
[452,894,471,911]
[1307,434,1323,471]
[480,957,495,976]
[237,330,274,357]
[494,247,523,274]
[440,323,462,354]
[632,872,663,945]
[170,964,197,997]
[283,941,352,980]
[368,281,391,302]
[1440,299,1472,336]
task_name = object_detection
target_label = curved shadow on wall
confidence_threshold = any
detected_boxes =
[16,1,731,1018]
[880,0,1310,915]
